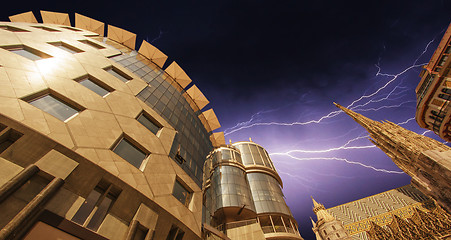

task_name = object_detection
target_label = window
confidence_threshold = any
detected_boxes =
[60,26,82,32]
[137,112,161,135]
[71,180,121,231]
[438,93,451,101]
[48,42,84,54]
[172,179,192,207]
[76,76,111,97]
[336,233,340,237]
[0,25,29,32]
[438,55,448,66]
[332,226,336,231]
[166,225,184,240]
[0,127,23,154]
[133,226,149,240]
[1,45,52,61]
[32,26,60,32]
[112,137,148,169]
[105,67,132,82]
[27,94,80,121]
[79,39,105,49]
[442,88,451,94]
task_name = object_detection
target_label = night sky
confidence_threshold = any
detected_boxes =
[1,1,451,239]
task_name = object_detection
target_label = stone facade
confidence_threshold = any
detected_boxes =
[0,10,226,240]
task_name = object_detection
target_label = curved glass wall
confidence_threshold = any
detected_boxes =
[108,52,213,187]
[246,173,291,215]
[210,166,256,214]
[234,143,274,169]
[210,147,242,167]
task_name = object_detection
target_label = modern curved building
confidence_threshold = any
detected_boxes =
[415,22,451,141]
[203,141,303,240]
[0,10,227,240]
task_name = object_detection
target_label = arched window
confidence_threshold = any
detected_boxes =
[332,226,336,231]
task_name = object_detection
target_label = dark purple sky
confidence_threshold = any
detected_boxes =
[2,1,451,239]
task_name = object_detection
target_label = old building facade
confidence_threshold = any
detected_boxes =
[415,22,451,141]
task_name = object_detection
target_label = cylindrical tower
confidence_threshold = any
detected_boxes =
[204,146,257,227]
[233,141,303,240]
[203,141,303,239]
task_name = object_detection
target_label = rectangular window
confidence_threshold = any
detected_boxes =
[28,94,80,121]
[137,112,161,135]
[106,67,132,82]
[48,42,84,54]
[1,45,52,61]
[77,76,111,97]
[112,137,148,169]
[0,127,23,154]
[32,26,61,32]
[0,25,29,32]
[71,180,120,231]
[172,179,192,207]
[60,26,82,32]
[79,39,105,49]
[166,225,185,240]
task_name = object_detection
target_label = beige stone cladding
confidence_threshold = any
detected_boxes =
[0,19,206,239]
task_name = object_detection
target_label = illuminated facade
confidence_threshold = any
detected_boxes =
[0,10,228,240]
[313,185,451,240]
[415,22,451,141]
[203,141,303,240]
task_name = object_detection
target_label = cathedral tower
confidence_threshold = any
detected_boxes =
[311,197,351,240]
[334,103,451,213]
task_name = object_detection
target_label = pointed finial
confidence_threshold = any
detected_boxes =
[311,196,320,207]
[229,139,232,144]
[310,217,316,227]
[249,137,252,142]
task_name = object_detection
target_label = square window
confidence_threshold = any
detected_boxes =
[32,26,61,32]
[79,39,105,49]
[137,112,161,135]
[112,137,148,169]
[0,25,29,32]
[172,179,192,207]
[48,42,84,54]
[28,94,80,121]
[1,45,52,61]
[105,67,132,83]
[77,76,111,97]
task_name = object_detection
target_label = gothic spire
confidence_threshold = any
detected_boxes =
[311,197,335,222]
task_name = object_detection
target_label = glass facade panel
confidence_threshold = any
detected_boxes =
[113,138,147,169]
[247,173,291,215]
[71,189,102,225]
[106,68,131,82]
[221,149,231,160]
[79,78,110,96]
[235,144,254,165]
[86,195,113,231]
[29,95,79,121]
[11,49,42,61]
[210,166,255,212]
[172,179,191,206]
[137,113,160,135]
[249,144,264,165]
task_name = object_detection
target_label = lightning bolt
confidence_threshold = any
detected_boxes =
[224,32,437,136]
[272,154,404,174]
